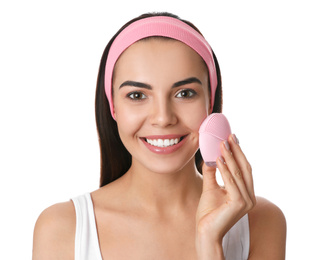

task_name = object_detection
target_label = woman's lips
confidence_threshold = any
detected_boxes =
[140,134,188,154]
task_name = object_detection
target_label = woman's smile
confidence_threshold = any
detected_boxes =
[140,134,189,154]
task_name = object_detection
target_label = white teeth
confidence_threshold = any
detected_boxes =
[146,138,181,147]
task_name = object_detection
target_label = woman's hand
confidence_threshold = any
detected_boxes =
[195,134,256,259]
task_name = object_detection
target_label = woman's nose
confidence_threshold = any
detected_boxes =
[149,98,178,127]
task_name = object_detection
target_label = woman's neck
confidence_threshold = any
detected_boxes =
[119,158,203,217]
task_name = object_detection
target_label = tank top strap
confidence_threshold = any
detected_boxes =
[71,193,102,260]
[222,214,250,260]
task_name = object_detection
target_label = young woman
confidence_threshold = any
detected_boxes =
[33,12,286,259]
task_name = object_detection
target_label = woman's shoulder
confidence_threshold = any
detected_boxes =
[33,200,76,259]
[248,196,286,259]
[249,196,286,234]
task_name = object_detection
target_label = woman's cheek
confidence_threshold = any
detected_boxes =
[114,102,146,138]
[115,104,145,122]
[181,102,208,131]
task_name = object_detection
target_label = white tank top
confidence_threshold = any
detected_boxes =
[72,193,250,260]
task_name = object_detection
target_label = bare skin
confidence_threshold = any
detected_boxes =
[33,40,286,259]
[33,175,286,259]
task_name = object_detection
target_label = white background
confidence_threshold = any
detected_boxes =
[1,0,312,259]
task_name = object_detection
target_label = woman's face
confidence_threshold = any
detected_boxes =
[112,39,210,174]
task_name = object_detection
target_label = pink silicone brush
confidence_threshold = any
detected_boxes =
[199,113,232,167]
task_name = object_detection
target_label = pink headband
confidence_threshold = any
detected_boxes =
[105,16,217,119]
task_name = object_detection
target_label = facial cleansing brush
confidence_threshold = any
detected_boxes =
[199,113,232,167]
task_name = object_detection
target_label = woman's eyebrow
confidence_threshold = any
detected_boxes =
[119,81,152,89]
[119,77,202,90]
[172,77,202,88]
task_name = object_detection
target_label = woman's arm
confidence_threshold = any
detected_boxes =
[32,201,76,260]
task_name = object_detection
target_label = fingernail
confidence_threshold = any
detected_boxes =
[205,161,217,167]
[224,140,230,151]
[232,134,239,144]
[218,156,225,164]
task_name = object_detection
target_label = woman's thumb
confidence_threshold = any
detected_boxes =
[202,162,219,191]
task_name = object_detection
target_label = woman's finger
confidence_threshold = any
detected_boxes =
[219,139,254,209]
[228,134,256,204]
[216,155,242,202]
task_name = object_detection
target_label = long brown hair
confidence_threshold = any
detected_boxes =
[95,12,223,187]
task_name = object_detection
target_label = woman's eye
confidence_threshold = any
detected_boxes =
[176,89,196,98]
[127,92,147,100]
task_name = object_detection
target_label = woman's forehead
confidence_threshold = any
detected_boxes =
[113,38,208,78]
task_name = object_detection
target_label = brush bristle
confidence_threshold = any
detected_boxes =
[199,113,231,140]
